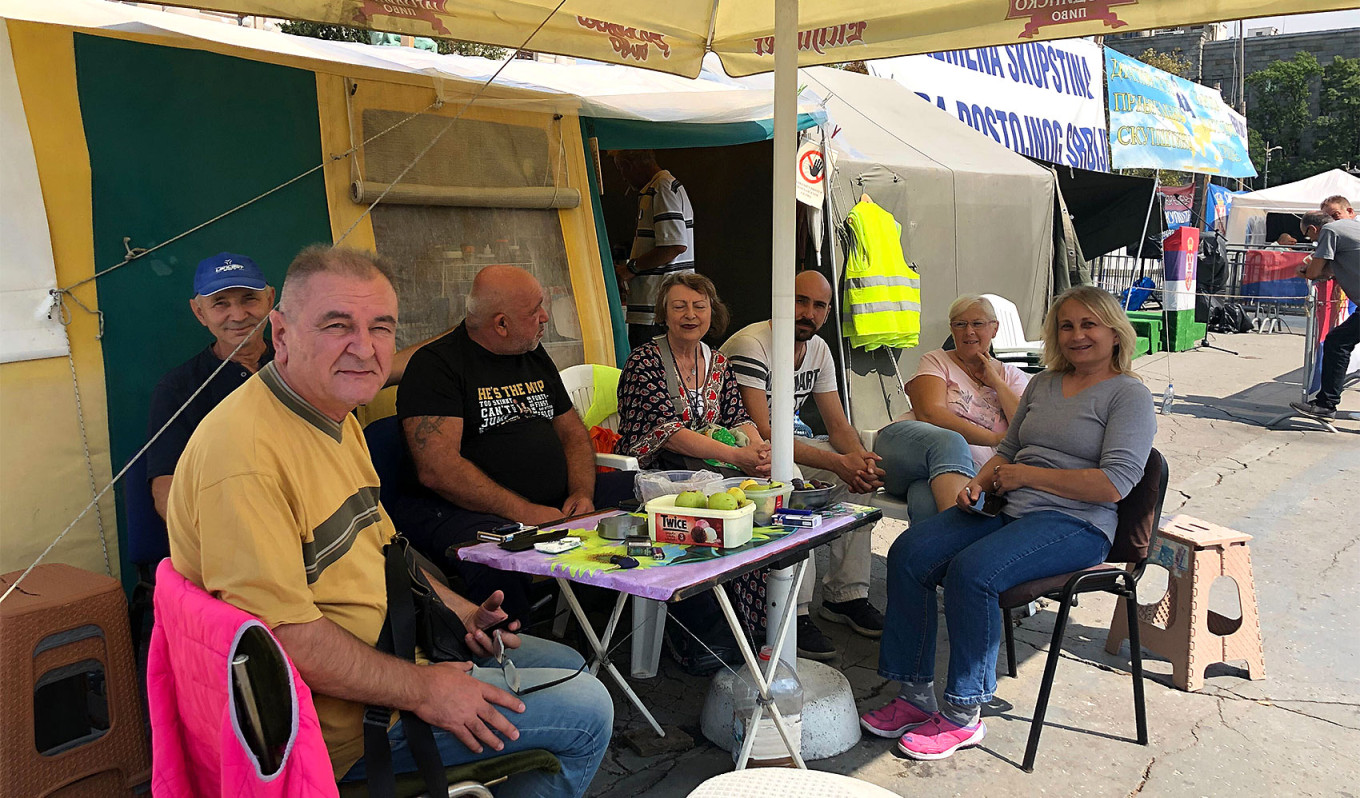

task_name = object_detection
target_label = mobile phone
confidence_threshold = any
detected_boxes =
[966,491,1006,517]
[962,492,1006,519]
[477,522,539,544]
[499,529,568,552]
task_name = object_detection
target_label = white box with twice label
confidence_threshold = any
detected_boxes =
[644,494,755,549]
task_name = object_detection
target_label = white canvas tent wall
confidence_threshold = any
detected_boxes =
[1226,169,1360,245]
[802,66,1054,429]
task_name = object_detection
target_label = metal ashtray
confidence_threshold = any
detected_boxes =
[788,480,836,510]
[598,514,646,541]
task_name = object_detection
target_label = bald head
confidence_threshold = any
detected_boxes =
[465,265,549,354]
[795,270,832,301]
[793,269,833,341]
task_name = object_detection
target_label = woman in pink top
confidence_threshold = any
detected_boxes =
[874,295,1029,523]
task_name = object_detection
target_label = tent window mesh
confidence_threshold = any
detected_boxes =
[362,110,556,189]
[364,111,583,369]
[371,205,583,368]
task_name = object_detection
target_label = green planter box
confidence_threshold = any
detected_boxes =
[1125,310,1164,354]
[1127,310,1205,353]
[1168,318,1207,352]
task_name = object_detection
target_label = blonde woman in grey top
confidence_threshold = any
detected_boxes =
[861,286,1156,762]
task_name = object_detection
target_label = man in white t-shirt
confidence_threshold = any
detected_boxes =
[611,150,696,349]
[721,270,886,660]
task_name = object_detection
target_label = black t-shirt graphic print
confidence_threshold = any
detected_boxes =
[398,324,573,507]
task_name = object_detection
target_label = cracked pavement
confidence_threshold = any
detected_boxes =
[583,332,1358,797]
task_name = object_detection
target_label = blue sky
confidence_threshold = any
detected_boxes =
[1238,11,1360,34]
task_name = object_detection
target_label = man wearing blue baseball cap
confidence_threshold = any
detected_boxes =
[146,252,275,517]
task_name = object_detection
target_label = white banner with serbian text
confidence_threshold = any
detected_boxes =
[870,38,1108,172]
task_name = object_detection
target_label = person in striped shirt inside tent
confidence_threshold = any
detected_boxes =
[610,149,697,349]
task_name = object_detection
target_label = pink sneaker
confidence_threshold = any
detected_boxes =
[860,698,933,738]
[897,714,987,760]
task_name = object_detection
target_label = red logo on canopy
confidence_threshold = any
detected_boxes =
[353,0,452,36]
[1007,0,1136,38]
[576,17,672,62]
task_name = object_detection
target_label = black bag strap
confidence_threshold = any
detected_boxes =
[363,537,449,798]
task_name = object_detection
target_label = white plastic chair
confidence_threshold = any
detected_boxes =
[981,293,1044,362]
[558,363,638,472]
[558,365,663,677]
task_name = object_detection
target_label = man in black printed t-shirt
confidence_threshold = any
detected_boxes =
[396,265,634,616]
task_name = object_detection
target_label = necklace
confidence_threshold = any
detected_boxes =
[949,350,986,384]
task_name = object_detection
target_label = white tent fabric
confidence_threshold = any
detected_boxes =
[1226,169,1360,245]
[0,17,67,363]
[802,66,1054,428]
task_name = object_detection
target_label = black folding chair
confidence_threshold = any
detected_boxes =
[999,448,1169,772]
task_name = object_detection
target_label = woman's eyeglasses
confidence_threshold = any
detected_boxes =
[950,320,995,331]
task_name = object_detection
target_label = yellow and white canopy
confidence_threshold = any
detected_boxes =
[151,0,1357,78]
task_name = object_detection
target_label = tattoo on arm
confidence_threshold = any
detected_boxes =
[410,416,447,451]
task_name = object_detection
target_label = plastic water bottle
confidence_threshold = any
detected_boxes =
[731,646,803,767]
[1161,382,1175,415]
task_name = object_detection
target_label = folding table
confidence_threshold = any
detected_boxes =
[458,503,881,769]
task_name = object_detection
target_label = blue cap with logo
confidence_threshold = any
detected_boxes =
[193,252,267,297]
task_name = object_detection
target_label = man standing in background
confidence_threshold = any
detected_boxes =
[611,150,695,349]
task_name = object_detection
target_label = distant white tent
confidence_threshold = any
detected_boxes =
[1226,169,1360,245]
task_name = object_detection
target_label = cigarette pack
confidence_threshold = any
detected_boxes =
[772,511,821,528]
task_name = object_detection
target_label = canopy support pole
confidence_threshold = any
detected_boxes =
[766,0,799,669]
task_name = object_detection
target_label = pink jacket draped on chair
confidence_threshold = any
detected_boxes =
[148,559,338,797]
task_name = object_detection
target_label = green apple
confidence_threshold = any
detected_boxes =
[707,492,739,511]
[726,487,747,502]
[675,490,707,509]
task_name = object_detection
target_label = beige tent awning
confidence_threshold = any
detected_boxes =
[153,0,1357,77]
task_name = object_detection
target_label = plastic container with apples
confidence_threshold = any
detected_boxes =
[700,477,794,526]
[645,486,756,549]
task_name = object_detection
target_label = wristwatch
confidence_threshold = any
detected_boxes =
[626,259,642,275]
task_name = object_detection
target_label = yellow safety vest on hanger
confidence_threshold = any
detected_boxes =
[841,198,921,350]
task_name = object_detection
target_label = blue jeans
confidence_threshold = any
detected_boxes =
[1317,310,1359,410]
[342,636,612,798]
[878,508,1110,705]
[874,420,976,525]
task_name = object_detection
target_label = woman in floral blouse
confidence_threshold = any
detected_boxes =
[617,273,771,477]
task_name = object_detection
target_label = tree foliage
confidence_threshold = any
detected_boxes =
[829,60,869,74]
[1136,47,1192,78]
[278,20,507,61]
[1315,55,1360,173]
[277,21,369,44]
[437,40,509,59]
[1244,52,1359,185]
